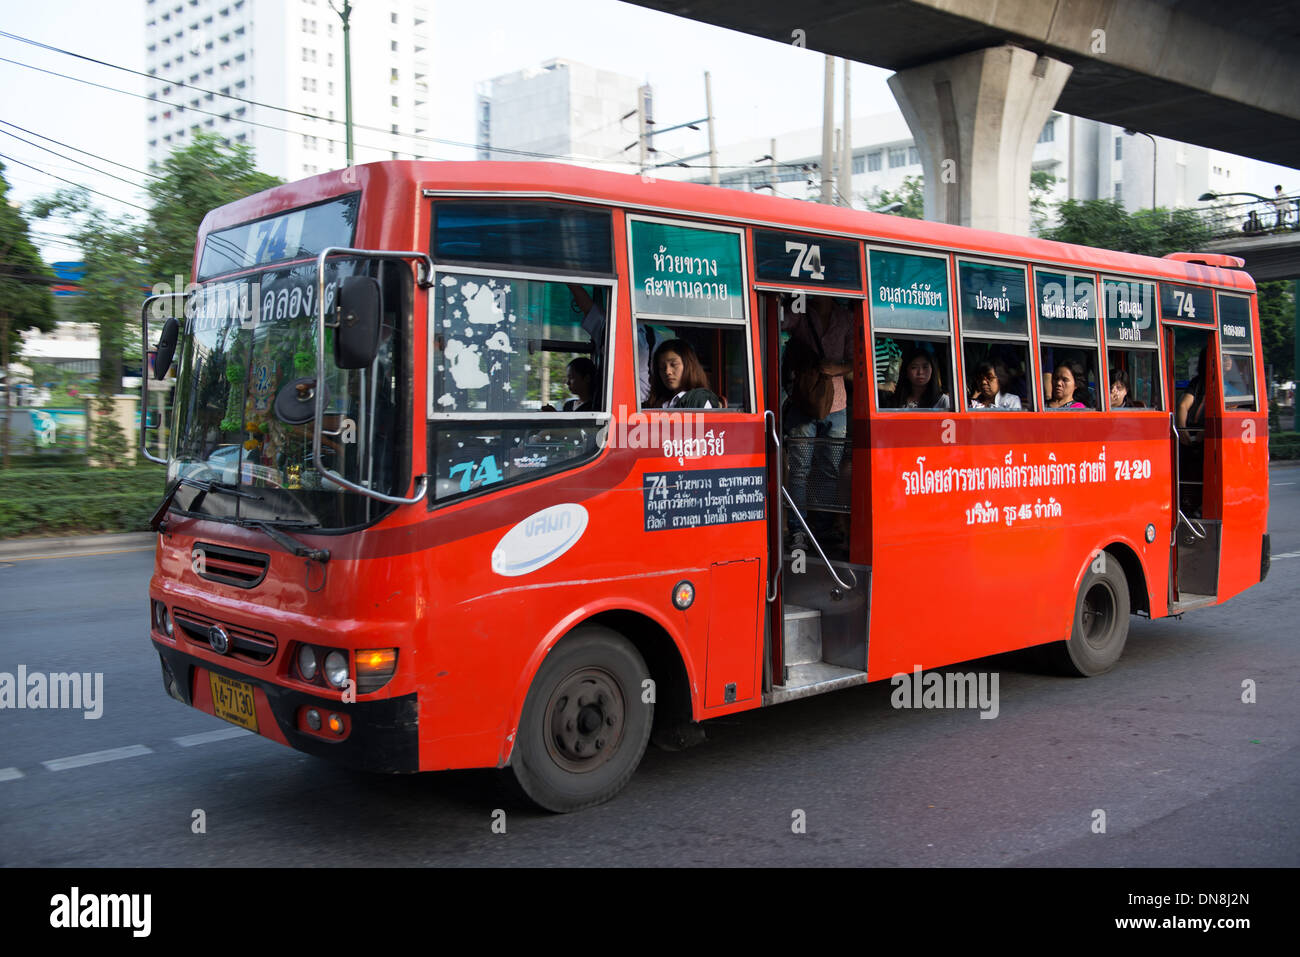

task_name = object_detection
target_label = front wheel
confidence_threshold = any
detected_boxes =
[511,627,652,813]
[1049,555,1131,676]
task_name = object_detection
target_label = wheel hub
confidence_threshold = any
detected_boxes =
[545,668,625,773]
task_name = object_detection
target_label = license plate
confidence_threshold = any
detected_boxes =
[209,672,258,732]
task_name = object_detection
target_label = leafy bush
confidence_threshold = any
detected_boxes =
[0,466,165,537]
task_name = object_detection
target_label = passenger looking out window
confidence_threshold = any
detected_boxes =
[646,339,721,409]
[885,345,951,410]
[1045,360,1094,409]
[968,361,1021,410]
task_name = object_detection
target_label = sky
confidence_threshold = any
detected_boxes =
[1,0,1296,264]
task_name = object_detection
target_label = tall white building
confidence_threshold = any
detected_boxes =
[476,59,645,172]
[144,0,434,180]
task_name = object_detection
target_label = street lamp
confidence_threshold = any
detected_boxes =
[1123,129,1157,210]
[1198,190,1271,203]
[328,0,354,166]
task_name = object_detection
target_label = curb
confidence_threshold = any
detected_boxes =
[0,531,156,559]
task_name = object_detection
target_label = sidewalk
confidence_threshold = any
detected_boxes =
[0,531,156,561]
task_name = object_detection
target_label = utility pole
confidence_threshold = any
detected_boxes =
[841,60,852,207]
[637,84,651,173]
[704,72,718,187]
[330,0,355,166]
[821,55,835,204]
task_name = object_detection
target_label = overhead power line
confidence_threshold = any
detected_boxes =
[0,151,149,212]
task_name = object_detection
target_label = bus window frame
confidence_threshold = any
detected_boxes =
[1216,290,1258,410]
[1100,272,1164,411]
[865,243,955,414]
[955,254,1036,411]
[626,213,756,414]
[1033,266,1103,411]
[426,264,619,423]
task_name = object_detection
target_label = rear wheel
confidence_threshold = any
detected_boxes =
[1050,555,1131,676]
[511,627,652,813]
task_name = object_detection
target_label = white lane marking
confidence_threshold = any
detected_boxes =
[42,745,153,772]
[1272,482,1295,487]
[1272,551,1300,561]
[0,767,23,782]
[174,727,251,747]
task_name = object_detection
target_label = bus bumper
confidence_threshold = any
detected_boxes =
[154,641,419,773]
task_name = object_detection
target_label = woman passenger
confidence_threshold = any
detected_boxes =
[1046,359,1091,409]
[646,339,721,409]
[1109,368,1130,408]
[968,360,1021,410]
[887,346,951,410]
[562,357,597,412]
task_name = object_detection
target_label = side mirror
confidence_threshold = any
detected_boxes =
[153,317,180,379]
[334,275,382,369]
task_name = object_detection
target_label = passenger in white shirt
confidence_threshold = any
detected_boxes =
[968,360,1023,410]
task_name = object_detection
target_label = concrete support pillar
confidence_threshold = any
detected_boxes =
[888,45,1072,235]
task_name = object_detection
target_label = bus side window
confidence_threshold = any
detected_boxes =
[1106,347,1161,409]
[963,341,1031,410]
[1040,345,1100,409]
[640,321,750,411]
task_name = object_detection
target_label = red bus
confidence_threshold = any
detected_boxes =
[142,161,1271,812]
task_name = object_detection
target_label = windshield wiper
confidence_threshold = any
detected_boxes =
[150,477,265,532]
[240,519,330,564]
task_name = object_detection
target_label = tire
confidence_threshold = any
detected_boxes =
[511,627,653,813]
[1050,554,1131,677]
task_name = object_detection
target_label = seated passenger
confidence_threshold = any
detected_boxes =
[1109,368,1131,408]
[562,357,597,412]
[968,360,1022,410]
[647,339,722,409]
[886,346,951,410]
[1046,360,1092,409]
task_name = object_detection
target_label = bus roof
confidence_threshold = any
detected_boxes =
[195,160,1257,293]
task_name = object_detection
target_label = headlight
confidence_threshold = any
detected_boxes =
[297,645,318,681]
[323,650,349,689]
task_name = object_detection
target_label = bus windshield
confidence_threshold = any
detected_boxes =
[167,257,411,530]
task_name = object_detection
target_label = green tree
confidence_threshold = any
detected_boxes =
[1258,280,1295,382]
[1030,169,1059,233]
[1040,198,1211,257]
[1,162,58,466]
[144,132,281,283]
[868,175,924,219]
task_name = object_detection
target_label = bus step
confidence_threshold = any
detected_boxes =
[768,661,870,705]
[1170,592,1216,612]
[783,603,823,666]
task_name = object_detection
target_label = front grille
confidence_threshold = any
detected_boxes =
[192,543,270,589]
[173,608,278,665]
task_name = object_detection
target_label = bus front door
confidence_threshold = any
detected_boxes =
[759,291,870,700]
[1165,323,1222,607]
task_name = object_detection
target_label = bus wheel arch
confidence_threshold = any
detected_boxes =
[1050,546,1133,677]
[509,623,655,813]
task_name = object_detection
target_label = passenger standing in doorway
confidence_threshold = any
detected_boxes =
[782,295,854,552]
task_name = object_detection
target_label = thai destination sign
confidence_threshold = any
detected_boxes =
[1103,279,1157,344]
[1035,270,1097,340]
[630,220,745,320]
[642,467,766,531]
[1217,293,1252,349]
[868,249,949,331]
[958,261,1028,336]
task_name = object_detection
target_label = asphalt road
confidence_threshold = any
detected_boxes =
[1,467,1298,868]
